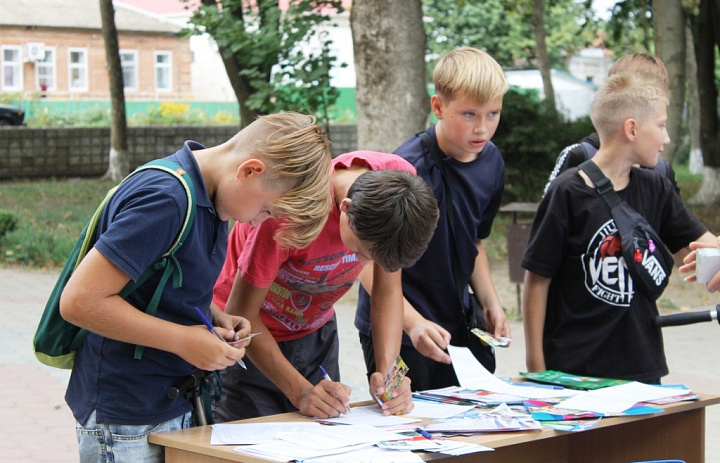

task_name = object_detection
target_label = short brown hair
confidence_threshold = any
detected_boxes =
[345,169,438,272]
[245,112,333,249]
[608,53,668,88]
[591,72,669,140]
[434,47,508,105]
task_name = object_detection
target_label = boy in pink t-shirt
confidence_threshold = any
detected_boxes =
[212,151,438,421]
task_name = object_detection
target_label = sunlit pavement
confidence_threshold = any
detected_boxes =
[2,267,718,462]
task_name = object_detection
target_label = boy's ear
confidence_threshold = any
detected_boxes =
[339,198,351,213]
[623,118,638,141]
[236,159,267,180]
[430,94,444,119]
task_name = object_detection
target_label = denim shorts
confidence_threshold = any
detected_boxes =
[76,409,194,463]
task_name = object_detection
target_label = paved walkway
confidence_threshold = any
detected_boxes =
[2,267,718,462]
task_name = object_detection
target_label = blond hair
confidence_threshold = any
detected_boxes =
[239,112,333,248]
[590,72,669,140]
[608,53,668,89]
[434,47,508,105]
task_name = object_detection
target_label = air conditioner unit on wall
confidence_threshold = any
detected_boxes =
[25,42,44,62]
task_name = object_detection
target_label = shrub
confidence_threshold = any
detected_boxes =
[494,88,595,203]
[0,209,18,238]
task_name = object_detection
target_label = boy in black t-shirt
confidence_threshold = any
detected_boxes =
[522,72,716,383]
[543,54,677,197]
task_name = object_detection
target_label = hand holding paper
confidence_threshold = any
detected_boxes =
[371,356,413,415]
[681,237,720,292]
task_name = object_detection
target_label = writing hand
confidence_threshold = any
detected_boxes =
[297,380,352,419]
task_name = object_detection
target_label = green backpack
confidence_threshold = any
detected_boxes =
[33,159,196,369]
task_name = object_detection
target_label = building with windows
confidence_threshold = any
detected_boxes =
[0,0,191,101]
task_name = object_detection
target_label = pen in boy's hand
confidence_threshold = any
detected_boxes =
[228,332,262,345]
[318,364,351,414]
[318,364,333,382]
[194,307,247,370]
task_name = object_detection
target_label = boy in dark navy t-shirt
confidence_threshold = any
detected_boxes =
[61,113,332,462]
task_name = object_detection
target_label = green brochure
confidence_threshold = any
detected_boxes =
[520,370,631,390]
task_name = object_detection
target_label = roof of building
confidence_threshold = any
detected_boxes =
[0,0,182,34]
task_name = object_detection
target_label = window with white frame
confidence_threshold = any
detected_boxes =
[36,48,56,91]
[2,46,22,91]
[68,48,88,91]
[120,50,138,91]
[155,51,172,92]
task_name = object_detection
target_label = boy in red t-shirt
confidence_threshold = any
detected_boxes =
[212,151,438,420]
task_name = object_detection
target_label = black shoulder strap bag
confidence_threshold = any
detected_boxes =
[418,131,496,371]
[579,160,673,300]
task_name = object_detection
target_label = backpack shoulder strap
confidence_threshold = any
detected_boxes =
[416,130,478,327]
[578,160,622,209]
[112,159,196,360]
[136,159,196,257]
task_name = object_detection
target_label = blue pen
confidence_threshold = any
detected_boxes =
[194,307,247,370]
[318,364,351,414]
[318,364,332,382]
[415,427,432,440]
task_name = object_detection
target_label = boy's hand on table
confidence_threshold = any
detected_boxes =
[297,380,352,419]
[370,374,413,416]
[406,318,452,364]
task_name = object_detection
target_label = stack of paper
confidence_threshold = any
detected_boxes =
[211,422,321,445]
[317,404,421,426]
[421,415,542,433]
[557,381,691,414]
[231,424,409,462]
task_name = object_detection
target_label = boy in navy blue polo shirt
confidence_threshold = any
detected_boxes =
[59,112,332,463]
[355,48,512,408]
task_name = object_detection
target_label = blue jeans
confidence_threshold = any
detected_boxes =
[76,409,194,463]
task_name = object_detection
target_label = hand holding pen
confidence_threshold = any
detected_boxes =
[317,364,352,416]
[194,307,248,370]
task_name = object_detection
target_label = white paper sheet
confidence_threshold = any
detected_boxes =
[318,403,421,427]
[447,345,576,399]
[407,400,476,419]
[301,446,425,463]
[275,424,408,450]
[559,381,683,414]
[210,422,320,445]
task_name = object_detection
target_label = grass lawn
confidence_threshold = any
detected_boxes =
[0,164,718,270]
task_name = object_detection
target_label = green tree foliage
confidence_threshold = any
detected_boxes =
[605,0,655,54]
[185,0,344,125]
[422,0,597,70]
[493,88,595,202]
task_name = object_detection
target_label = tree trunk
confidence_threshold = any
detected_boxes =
[351,0,429,152]
[200,0,257,128]
[653,0,686,164]
[99,0,129,180]
[690,0,720,204]
[685,17,703,174]
[531,0,556,114]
